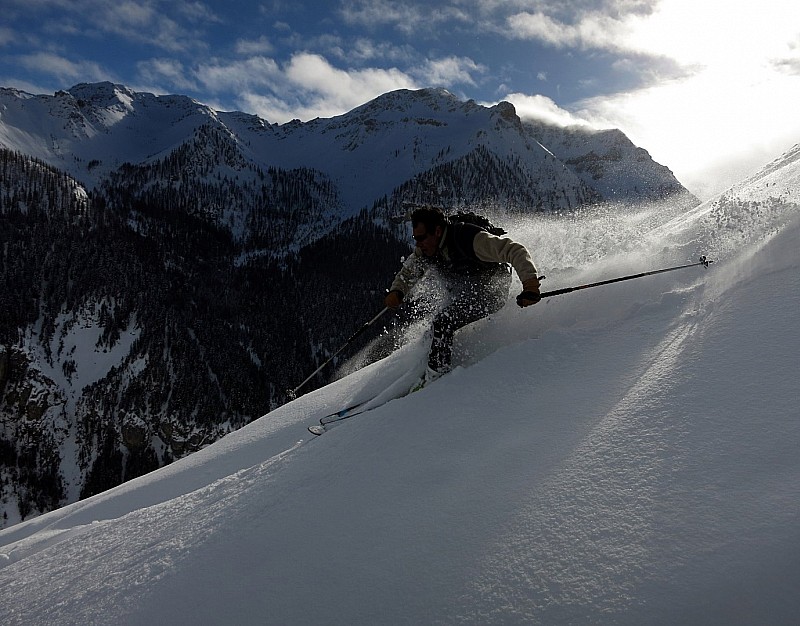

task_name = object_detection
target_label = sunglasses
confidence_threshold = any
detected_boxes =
[413,231,433,243]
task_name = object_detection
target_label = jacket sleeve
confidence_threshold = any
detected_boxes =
[389,249,426,295]
[472,231,538,282]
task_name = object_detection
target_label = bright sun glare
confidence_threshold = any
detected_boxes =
[580,0,800,197]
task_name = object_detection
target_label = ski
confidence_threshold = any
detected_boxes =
[409,369,443,394]
[409,375,430,394]
[307,365,439,436]
[308,402,371,436]
[320,401,370,425]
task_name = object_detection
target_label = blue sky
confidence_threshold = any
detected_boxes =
[2,0,800,197]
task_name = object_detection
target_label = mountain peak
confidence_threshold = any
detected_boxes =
[493,100,517,118]
[347,87,476,120]
[67,82,136,110]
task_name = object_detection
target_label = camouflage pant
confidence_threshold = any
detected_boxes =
[428,264,511,372]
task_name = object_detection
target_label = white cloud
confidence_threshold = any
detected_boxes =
[237,92,299,122]
[0,76,54,95]
[412,56,486,88]
[19,0,215,53]
[196,52,417,122]
[329,38,414,65]
[0,27,16,46]
[195,56,283,93]
[591,1,800,196]
[136,58,198,92]
[503,93,591,128]
[235,36,274,56]
[506,1,800,70]
[623,1,798,68]
[282,53,417,116]
[18,52,112,83]
[109,1,155,28]
[237,52,492,122]
[506,10,633,51]
[338,0,469,35]
[339,0,427,31]
[177,0,221,24]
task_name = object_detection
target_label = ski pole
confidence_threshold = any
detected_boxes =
[535,255,713,300]
[288,307,390,399]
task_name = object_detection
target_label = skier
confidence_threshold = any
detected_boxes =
[384,206,542,386]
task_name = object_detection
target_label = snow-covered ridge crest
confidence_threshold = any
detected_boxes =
[0,82,691,213]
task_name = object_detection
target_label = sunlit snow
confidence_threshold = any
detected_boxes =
[1,147,798,624]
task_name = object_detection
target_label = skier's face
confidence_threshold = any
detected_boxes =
[413,223,442,257]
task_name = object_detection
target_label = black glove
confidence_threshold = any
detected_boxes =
[385,290,403,309]
[516,277,541,307]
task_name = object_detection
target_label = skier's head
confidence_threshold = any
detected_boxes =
[411,207,446,257]
[410,206,446,232]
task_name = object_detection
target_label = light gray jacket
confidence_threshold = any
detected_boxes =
[389,228,538,296]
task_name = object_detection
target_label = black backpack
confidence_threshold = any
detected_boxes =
[448,211,506,236]
[393,203,506,236]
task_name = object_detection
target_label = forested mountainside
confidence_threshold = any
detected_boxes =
[0,148,408,523]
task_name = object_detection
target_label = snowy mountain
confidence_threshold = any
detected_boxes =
[0,83,698,522]
[1,143,797,623]
[523,119,684,201]
[0,83,689,214]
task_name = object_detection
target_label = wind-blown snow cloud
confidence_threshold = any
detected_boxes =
[503,93,591,128]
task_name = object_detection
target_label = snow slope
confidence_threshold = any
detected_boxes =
[1,146,799,624]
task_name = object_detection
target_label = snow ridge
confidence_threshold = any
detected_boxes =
[0,83,690,216]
